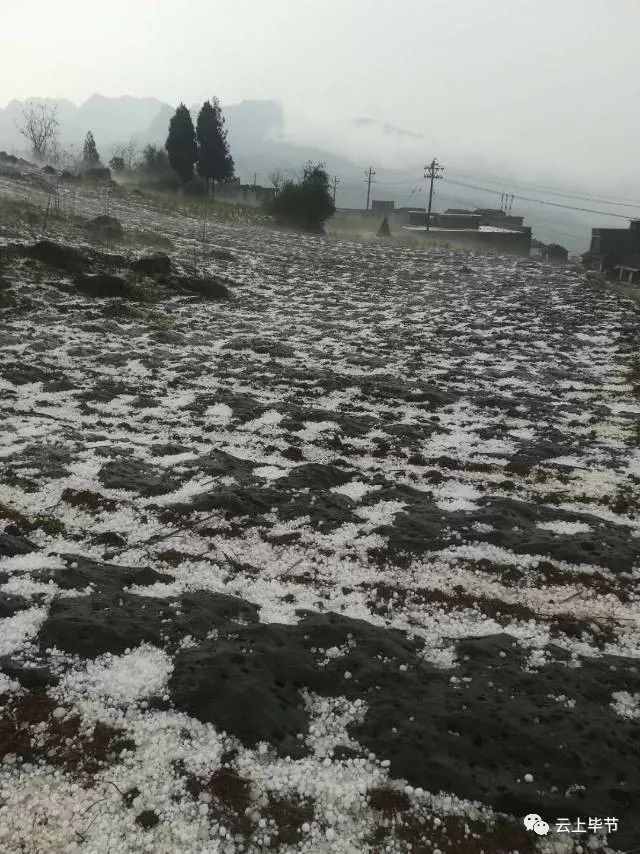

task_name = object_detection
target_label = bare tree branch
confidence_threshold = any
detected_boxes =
[16,101,59,161]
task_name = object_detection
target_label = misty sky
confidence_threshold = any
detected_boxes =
[2,0,639,192]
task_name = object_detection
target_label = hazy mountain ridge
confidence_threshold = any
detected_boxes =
[0,94,598,249]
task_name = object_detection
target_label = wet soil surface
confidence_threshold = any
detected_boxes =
[0,170,639,852]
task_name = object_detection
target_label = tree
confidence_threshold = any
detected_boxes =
[17,101,59,161]
[110,139,139,172]
[196,98,234,198]
[109,155,126,174]
[82,131,100,168]
[267,162,335,232]
[141,144,168,173]
[269,168,287,196]
[165,103,197,184]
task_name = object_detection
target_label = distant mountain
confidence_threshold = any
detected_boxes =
[0,94,598,250]
[0,94,167,153]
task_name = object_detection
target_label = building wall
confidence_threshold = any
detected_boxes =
[431,213,480,229]
[371,200,395,213]
[403,226,532,257]
[479,214,525,230]
[590,228,640,258]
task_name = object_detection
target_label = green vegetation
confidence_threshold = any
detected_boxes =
[165,104,197,184]
[266,162,335,232]
[196,98,234,198]
[82,131,100,168]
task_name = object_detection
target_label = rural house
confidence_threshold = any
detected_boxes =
[582,219,640,281]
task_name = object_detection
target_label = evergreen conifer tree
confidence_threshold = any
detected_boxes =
[82,131,100,168]
[196,98,234,198]
[165,104,197,184]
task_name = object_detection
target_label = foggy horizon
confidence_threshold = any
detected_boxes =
[1,3,640,848]
[2,0,639,197]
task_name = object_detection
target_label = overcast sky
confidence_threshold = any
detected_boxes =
[2,0,639,191]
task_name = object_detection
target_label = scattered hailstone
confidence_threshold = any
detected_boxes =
[611,691,640,720]
[524,773,534,783]
[0,673,20,694]
[537,520,592,535]
[57,644,173,703]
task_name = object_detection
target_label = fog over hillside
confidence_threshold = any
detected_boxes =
[0,93,628,249]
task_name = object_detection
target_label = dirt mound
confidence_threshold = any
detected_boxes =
[27,240,90,273]
[38,590,259,658]
[0,531,37,558]
[161,273,230,299]
[131,252,172,276]
[74,273,134,298]
[87,215,123,240]
[98,458,182,496]
[34,555,174,594]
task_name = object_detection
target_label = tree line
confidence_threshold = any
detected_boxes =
[16,98,336,230]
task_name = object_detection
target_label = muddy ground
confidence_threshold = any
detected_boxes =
[0,164,639,853]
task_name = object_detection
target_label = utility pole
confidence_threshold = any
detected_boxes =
[364,167,376,210]
[332,175,340,204]
[253,172,257,190]
[424,158,444,232]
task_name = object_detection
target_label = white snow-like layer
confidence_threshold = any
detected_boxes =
[0,170,636,852]
[537,520,593,535]
[0,607,48,657]
[329,480,378,501]
[611,691,640,720]
[56,645,173,705]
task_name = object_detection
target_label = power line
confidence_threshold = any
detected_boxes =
[332,175,340,204]
[446,166,640,210]
[436,192,586,243]
[364,167,376,210]
[441,177,636,219]
[424,158,444,232]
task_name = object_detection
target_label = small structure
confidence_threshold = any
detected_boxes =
[542,243,569,263]
[371,199,395,214]
[399,206,532,256]
[614,254,640,285]
[444,208,526,231]
[582,220,640,276]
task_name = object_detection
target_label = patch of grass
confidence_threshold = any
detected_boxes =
[369,786,411,815]
[266,795,315,847]
[0,501,29,527]
[0,503,67,537]
[0,693,135,775]
[30,514,66,536]
[0,473,39,492]
[128,273,168,304]
[180,766,254,836]
[61,488,117,513]
[366,807,536,854]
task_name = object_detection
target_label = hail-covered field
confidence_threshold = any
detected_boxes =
[0,169,639,853]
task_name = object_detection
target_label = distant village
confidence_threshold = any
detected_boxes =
[329,197,640,283]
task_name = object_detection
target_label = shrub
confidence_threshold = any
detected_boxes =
[109,156,126,174]
[136,145,181,190]
[266,162,335,232]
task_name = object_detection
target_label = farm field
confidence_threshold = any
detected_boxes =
[0,169,639,853]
